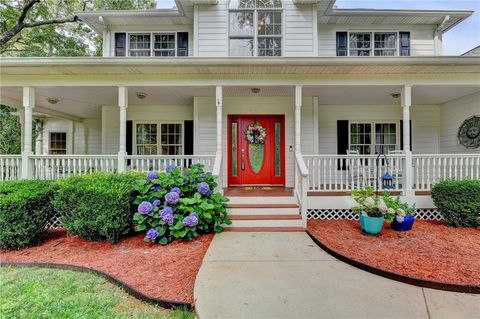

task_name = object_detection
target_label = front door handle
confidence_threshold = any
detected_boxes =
[241,148,245,170]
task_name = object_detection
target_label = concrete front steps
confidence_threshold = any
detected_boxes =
[225,196,305,232]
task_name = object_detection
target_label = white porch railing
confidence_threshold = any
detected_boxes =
[125,155,215,173]
[413,154,480,191]
[31,155,118,180]
[295,152,309,228]
[304,154,406,193]
[0,155,22,181]
[212,151,223,193]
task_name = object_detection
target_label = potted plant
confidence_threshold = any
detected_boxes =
[352,188,394,236]
[385,196,416,231]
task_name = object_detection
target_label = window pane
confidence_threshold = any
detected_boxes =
[258,37,281,56]
[258,11,281,36]
[129,34,150,56]
[374,33,396,49]
[230,11,254,37]
[230,39,254,56]
[349,33,371,56]
[49,132,67,155]
[231,122,238,177]
[160,123,183,155]
[275,122,281,176]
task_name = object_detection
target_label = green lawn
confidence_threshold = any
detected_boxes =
[0,266,195,319]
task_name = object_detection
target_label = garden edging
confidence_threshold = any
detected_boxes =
[0,262,193,310]
[306,231,480,294]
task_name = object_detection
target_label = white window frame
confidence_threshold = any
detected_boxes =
[122,32,180,57]
[228,3,284,57]
[348,121,400,155]
[48,132,67,155]
[133,121,184,155]
[347,31,400,57]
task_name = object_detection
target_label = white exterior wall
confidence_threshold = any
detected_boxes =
[195,96,315,187]
[317,24,437,57]
[196,3,229,57]
[284,2,316,57]
[440,92,480,154]
[101,104,193,154]
[318,104,440,154]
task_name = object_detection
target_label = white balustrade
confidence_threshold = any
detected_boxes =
[413,154,480,191]
[304,154,405,193]
[0,155,22,181]
[295,152,309,228]
[31,155,118,180]
[125,155,215,173]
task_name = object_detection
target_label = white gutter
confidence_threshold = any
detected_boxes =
[435,15,451,33]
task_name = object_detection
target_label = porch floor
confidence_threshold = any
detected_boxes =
[224,187,294,197]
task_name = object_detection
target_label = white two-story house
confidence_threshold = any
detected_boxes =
[1,0,479,230]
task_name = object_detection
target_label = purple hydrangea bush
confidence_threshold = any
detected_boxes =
[132,164,231,245]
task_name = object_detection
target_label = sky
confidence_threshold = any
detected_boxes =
[156,0,480,55]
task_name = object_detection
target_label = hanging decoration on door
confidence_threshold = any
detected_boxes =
[245,121,267,145]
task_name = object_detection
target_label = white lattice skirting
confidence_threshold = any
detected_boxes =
[307,208,443,221]
[44,214,63,229]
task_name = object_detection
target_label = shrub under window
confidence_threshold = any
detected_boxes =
[431,180,480,228]
[54,173,137,243]
[0,180,55,250]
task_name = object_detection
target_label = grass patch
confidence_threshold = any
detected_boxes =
[0,266,194,319]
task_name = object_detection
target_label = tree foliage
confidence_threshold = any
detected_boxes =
[0,105,22,154]
[1,0,157,56]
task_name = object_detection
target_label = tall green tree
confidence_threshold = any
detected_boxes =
[0,105,22,154]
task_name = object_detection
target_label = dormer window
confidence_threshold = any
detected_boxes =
[229,0,283,57]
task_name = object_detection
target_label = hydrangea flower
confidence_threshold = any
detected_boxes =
[396,215,405,223]
[364,197,375,209]
[170,187,181,195]
[387,208,396,216]
[147,171,159,180]
[161,207,174,225]
[165,192,180,205]
[166,165,177,172]
[197,182,211,197]
[152,185,161,192]
[397,208,406,217]
[182,212,199,227]
[146,229,159,242]
[378,200,388,213]
[138,201,153,215]
[152,199,161,207]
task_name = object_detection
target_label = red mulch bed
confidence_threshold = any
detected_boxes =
[0,230,213,304]
[308,220,480,287]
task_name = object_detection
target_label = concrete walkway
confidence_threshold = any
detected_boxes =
[194,232,480,319]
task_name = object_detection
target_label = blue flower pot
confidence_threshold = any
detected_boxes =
[359,215,384,236]
[391,215,415,231]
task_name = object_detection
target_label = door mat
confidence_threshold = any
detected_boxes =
[243,186,273,191]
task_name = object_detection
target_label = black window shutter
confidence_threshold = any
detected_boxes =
[336,32,348,56]
[337,120,349,170]
[177,32,188,57]
[399,120,413,151]
[184,120,194,155]
[115,33,127,57]
[126,120,133,155]
[399,32,411,56]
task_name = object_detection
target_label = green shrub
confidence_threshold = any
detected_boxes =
[54,173,137,243]
[431,179,480,227]
[0,180,55,250]
[133,164,231,245]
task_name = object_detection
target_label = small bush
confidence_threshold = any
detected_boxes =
[54,173,137,243]
[133,164,231,245]
[0,180,55,250]
[431,180,480,227]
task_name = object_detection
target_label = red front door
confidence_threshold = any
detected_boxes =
[228,115,285,186]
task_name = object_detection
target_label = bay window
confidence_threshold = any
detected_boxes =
[349,122,398,154]
[229,0,282,57]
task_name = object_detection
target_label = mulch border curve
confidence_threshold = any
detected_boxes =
[0,262,193,310]
[306,231,480,294]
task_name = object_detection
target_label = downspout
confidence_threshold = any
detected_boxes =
[434,15,450,56]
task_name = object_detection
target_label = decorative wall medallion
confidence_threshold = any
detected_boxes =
[458,115,480,148]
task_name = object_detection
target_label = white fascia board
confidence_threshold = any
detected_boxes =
[189,0,218,4]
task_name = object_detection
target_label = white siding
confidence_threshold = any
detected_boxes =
[284,2,315,57]
[101,104,193,155]
[39,119,74,155]
[195,96,315,187]
[317,24,436,57]
[440,92,480,154]
[196,3,228,57]
[318,104,440,154]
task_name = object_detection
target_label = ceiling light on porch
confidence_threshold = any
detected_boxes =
[390,92,401,99]
[251,87,261,94]
[46,97,59,104]
[136,92,148,100]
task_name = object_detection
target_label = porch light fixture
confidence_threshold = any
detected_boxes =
[390,92,401,99]
[136,92,148,100]
[46,97,59,104]
[251,87,261,94]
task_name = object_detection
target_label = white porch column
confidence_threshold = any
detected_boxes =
[215,86,223,153]
[401,85,414,196]
[21,87,35,179]
[118,86,128,172]
[295,85,302,152]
